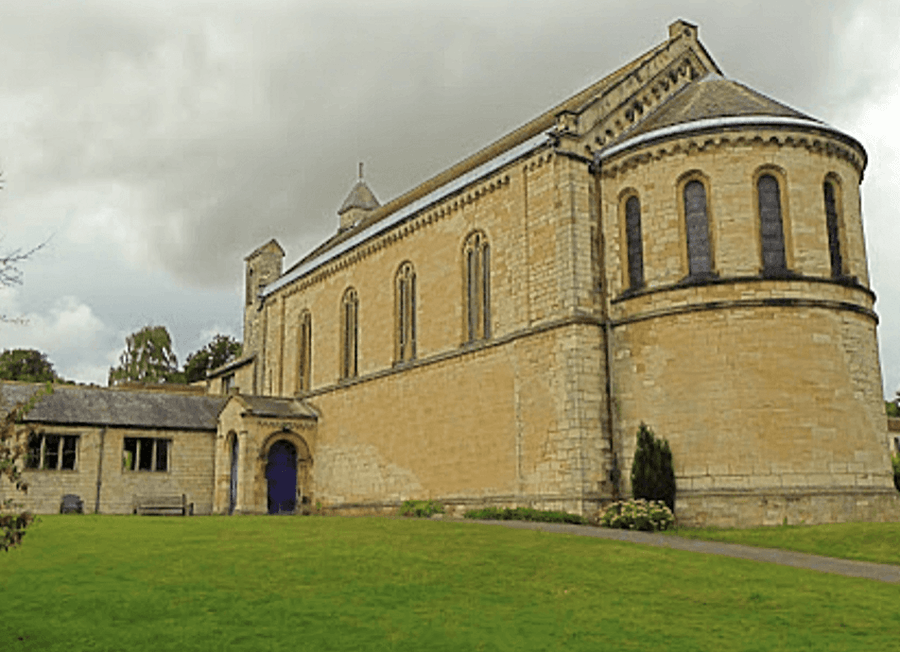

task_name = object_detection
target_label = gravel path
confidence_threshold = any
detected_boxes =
[465,519,900,584]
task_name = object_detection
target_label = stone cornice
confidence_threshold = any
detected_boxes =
[597,127,866,179]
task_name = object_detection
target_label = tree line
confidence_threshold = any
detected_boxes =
[0,327,241,387]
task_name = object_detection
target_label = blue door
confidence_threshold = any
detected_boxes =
[266,440,297,514]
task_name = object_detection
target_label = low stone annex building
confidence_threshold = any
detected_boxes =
[3,21,898,526]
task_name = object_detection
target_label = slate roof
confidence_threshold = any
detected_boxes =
[232,395,317,420]
[338,179,380,215]
[279,32,683,280]
[606,74,821,149]
[0,382,227,431]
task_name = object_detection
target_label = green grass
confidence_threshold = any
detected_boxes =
[667,521,900,566]
[1,516,898,651]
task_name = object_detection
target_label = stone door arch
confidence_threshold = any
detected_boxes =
[260,431,313,514]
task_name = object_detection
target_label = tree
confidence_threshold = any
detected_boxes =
[182,334,241,384]
[631,422,676,512]
[1,172,43,549]
[0,349,59,382]
[108,326,179,386]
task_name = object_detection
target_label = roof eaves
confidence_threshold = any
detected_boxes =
[207,354,256,379]
[596,115,859,163]
[263,129,553,297]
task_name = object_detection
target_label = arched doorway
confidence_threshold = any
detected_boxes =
[228,433,239,515]
[266,440,297,514]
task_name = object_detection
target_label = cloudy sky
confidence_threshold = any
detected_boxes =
[1,0,898,398]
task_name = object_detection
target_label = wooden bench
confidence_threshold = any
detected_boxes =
[133,494,188,516]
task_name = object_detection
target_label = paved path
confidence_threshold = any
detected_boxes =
[466,519,900,584]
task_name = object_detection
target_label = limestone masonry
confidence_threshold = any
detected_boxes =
[3,20,898,526]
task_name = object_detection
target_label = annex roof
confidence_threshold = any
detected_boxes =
[0,382,227,431]
[226,394,317,420]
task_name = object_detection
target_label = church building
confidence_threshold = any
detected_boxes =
[4,21,898,527]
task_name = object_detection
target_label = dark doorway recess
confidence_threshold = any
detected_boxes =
[229,435,239,515]
[266,440,297,514]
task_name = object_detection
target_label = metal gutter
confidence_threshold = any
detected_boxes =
[596,115,861,162]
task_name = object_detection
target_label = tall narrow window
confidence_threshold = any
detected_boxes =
[684,179,713,277]
[298,310,312,391]
[625,195,644,289]
[464,232,491,342]
[758,174,787,273]
[823,180,843,277]
[340,288,358,379]
[395,263,417,363]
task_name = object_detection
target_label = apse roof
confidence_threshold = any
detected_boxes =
[599,74,835,159]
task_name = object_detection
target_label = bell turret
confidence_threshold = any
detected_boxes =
[338,163,380,231]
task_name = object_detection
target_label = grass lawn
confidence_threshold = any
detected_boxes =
[1,515,898,651]
[667,522,900,566]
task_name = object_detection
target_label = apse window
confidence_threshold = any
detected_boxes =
[26,433,79,471]
[122,437,170,472]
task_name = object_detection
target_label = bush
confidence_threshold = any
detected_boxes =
[892,454,900,493]
[599,499,674,531]
[631,422,676,512]
[399,500,444,518]
[463,506,588,525]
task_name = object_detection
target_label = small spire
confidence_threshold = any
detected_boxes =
[358,161,363,180]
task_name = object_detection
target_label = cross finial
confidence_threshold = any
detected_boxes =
[358,161,363,180]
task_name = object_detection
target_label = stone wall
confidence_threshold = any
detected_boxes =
[4,425,216,515]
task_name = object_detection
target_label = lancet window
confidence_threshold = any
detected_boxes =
[464,231,491,342]
[340,288,359,379]
[298,310,312,391]
[624,195,644,289]
[757,174,787,273]
[823,180,844,277]
[395,263,417,363]
[683,179,713,277]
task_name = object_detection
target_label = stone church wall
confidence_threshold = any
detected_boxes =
[243,149,612,515]
[598,125,898,525]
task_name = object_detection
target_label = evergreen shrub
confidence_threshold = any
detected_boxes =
[631,422,676,512]
[463,507,588,525]
[892,454,900,493]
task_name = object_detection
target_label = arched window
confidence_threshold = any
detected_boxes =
[298,310,312,391]
[464,231,490,342]
[395,262,416,363]
[757,174,787,273]
[823,180,843,277]
[624,195,644,289]
[683,179,713,277]
[340,288,358,379]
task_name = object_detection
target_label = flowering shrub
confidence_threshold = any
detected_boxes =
[599,499,674,532]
